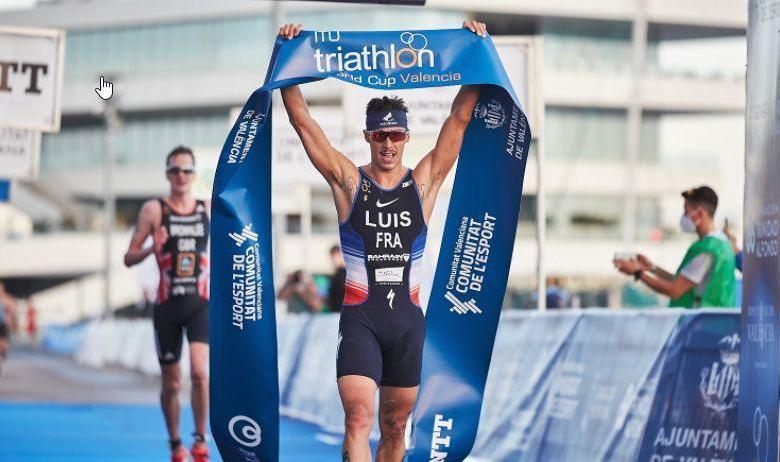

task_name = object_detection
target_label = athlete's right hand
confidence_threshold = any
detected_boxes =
[278,23,303,40]
[153,226,169,254]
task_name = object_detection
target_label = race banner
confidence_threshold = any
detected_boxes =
[737,2,780,461]
[639,313,740,462]
[210,29,530,462]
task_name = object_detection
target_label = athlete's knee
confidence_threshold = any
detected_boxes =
[190,366,208,387]
[344,402,374,436]
[380,403,410,443]
[161,371,182,396]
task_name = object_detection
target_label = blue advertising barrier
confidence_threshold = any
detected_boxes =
[739,2,780,461]
[273,309,740,462]
[41,309,740,461]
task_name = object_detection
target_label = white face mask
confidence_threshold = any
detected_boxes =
[680,213,697,233]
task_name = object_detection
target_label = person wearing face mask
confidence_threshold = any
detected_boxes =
[613,186,736,308]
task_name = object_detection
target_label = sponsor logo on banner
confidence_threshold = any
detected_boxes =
[375,267,404,283]
[550,361,584,420]
[745,204,779,258]
[444,212,497,315]
[444,290,482,315]
[699,334,740,414]
[429,414,454,461]
[227,110,266,165]
[229,224,262,330]
[473,99,506,129]
[746,302,776,349]
[229,415,262,449]
[753,407,769,462]
[312,31,462,88]
[229,224,259,247]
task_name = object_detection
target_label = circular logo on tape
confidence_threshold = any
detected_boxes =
[229,415,262,448]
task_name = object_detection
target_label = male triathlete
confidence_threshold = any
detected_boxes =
[0,281,17,377]
[124,146,210,462]
[278,20,488,462]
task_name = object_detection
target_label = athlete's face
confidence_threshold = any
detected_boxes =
[166,153,196,195]
[365,128,409,172]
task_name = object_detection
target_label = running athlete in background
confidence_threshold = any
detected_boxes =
[124,146,211,462]
[0,281,18,377]
[279,21,487,462]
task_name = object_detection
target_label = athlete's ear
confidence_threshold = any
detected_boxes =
[363,131,371,143]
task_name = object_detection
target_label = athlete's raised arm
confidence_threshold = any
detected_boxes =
[278,24,359,221]
[413,22,485,217]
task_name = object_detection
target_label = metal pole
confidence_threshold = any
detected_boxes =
[103,100,120,318]
[535,38,547,312]
[623,0,648,247]
[273,1,285,30]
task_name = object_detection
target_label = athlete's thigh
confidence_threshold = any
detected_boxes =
[189,341,209,377]
[380,312,425,387]
[153,303,185,364]
[184,299,209,345]
[337,309,383,385]
[338,374,378,415]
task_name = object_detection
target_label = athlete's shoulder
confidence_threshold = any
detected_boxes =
[139,199,163,223]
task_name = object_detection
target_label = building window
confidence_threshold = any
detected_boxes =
[285,214,302,234]
[546,107,628,161]
[311,188,338,234]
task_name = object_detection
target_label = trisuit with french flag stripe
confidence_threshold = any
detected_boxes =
[337,166,428,387]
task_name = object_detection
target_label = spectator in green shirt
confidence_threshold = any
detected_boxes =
[614,186,736,308]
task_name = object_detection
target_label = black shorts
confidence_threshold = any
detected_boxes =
[336,306,425,388]
[0,322,8,339]
[153,296,209,365]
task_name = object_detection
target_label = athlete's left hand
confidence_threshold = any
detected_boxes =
[463,20,487,38]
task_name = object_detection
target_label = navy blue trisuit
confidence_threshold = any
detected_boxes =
[336,167,428,387]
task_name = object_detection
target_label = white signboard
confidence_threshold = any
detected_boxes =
[272,106,368,185]
[0,27,65,132]
[0,127,40,179]
[343,86,459,135]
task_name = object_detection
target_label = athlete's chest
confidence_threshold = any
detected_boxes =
[350,176,423,251]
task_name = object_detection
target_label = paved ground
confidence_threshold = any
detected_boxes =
[0,348,345,461]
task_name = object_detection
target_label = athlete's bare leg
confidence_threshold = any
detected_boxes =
[376,386,418,462]
[338,375,377,462]
[160,363,183,443]
[189,342,209,437]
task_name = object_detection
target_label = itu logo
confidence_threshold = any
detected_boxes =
[313,31,434,73]
[445,290,482,315]
[229,415,262,448]
[229,224,259,247]
[699,334,739,414]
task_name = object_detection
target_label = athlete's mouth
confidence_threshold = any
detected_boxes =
[380,150,396,159]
